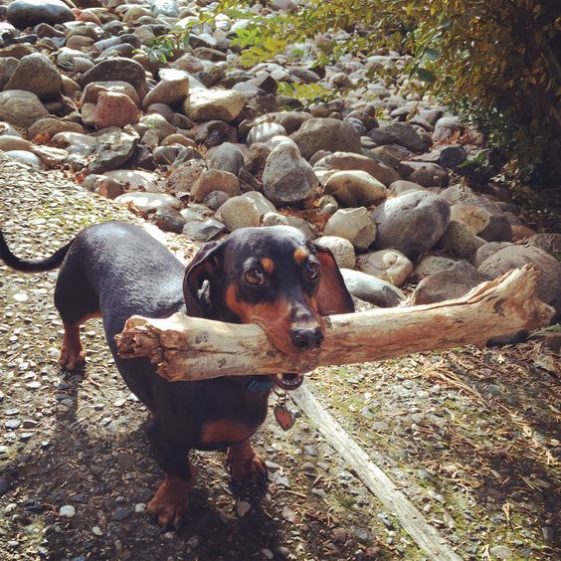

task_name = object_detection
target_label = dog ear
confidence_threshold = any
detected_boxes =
[183,241,224,318]
[313,245,355,315]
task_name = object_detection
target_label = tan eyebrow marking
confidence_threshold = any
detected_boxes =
[293,247,310,265]
[260,257,275,274]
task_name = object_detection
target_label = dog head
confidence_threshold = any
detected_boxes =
[183,226,354,355]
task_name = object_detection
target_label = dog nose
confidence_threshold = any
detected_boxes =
[291,327,324,350]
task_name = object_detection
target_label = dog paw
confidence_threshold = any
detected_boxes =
[147,475,192,529]
[58,348,86,371]
[227,449,268,483]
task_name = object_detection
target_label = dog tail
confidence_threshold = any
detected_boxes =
[0,231,72,272]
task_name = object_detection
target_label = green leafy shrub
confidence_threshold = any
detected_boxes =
[276,81,336,105]
[139,28,191,63]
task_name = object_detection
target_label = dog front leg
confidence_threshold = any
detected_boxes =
[146,423,195,528]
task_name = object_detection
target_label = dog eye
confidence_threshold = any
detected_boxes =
[304,261,320,282]
[244,268,265,286]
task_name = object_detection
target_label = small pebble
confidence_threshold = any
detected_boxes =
[237,500,251,517]
[489,545,514,559]
[59,505,76,518]
[275,546,290,558]
[377,512,394,530]
[112,506,132,521]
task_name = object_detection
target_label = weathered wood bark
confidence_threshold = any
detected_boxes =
[115,266,554,382]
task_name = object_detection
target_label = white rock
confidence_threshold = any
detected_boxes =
[264,135,298,150]
[217,195,261,230]
[262,212,289,226]
[324,207,376,250]
[355,249,413,287]
[247,122,287,145]
[114,192,179,213]
[242,191,276,217]
[5,150,42,169]
[185,89,246,122]
[324,170,390,207]
[314,236,356,269]
[104,170,160,192]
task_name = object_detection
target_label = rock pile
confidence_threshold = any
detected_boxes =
[0,0,560,319]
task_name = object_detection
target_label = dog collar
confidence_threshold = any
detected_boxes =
[245,378,274,392]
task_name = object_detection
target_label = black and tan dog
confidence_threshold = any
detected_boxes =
[0,221,353,527]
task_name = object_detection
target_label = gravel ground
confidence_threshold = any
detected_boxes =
[1,153,560,561]
[0,154,411,561]
[311,346,561,560]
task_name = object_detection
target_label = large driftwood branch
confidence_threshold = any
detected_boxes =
[115,266,554,382]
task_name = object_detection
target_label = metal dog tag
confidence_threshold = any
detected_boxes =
[274,404,296,430]
[273,392,295,430]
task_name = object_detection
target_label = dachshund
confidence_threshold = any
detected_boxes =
[0,221,354,527]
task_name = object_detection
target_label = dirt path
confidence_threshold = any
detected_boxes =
[1,154,560,561]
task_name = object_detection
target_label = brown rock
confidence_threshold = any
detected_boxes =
[190,169,240,203]
[95,177,126,199]
[28,117,84,139]
[314,152,400,187]
[511,224,536,241]
[92,91,140,129]
[404,161,449,188]
[81,81,140,106]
